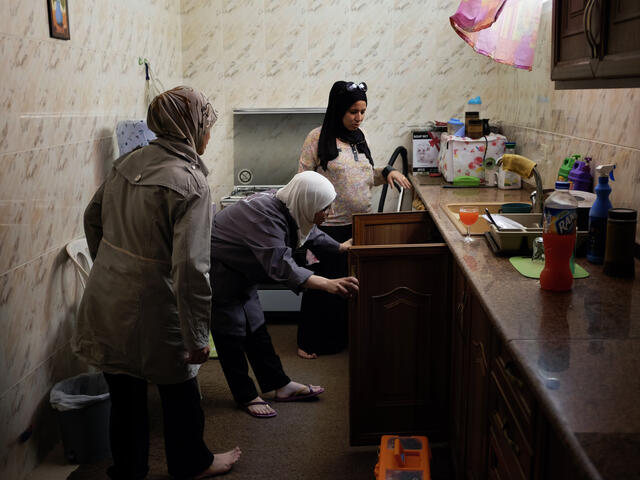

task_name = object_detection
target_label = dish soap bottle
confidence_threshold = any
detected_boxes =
[567,156,593,192]
[540,181,578,292]
[587,164,616,264]
[557,156,576,181]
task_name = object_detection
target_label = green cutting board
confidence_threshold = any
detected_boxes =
[509,256,589,279]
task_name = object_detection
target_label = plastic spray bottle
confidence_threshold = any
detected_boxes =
[557,156,576,181]
[587,164,616,264]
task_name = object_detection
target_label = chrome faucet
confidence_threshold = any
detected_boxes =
[529,168,545,214]
[496,156,545,214]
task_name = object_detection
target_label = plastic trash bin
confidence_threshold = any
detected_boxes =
[50,373,111,463]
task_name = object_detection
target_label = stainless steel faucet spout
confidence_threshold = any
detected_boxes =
[531,168,544,214]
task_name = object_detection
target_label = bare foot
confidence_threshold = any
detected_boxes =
[194,446,241,478]
[275,381,324,399]
[297,348,317,359]
[244,396,276,417]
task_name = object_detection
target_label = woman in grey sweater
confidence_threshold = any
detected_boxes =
[210,171,359,418]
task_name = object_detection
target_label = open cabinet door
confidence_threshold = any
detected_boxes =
[348,211,451,446]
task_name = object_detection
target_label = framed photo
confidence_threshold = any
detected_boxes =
[47,0,70,40]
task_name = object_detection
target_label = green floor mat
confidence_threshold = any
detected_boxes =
[209,333,218,359]
[509,256,589,279]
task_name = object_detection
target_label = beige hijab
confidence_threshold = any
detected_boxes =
[147,86,217,164]
[276,171,336,246]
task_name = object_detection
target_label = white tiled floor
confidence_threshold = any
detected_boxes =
[26,444,77,480]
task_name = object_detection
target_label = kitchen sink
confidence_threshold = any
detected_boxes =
[442,202,513,235]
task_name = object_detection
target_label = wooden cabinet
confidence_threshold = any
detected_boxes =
[488,339,537,480]
[450,263,470,477]
[465,295,492,480]
[552,0,640,88]
[450,263,493,480]
[348,211,451,446]
[451,264,591,480]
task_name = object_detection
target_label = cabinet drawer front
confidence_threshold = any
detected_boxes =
[493,343,535,440]
[489,426,525,480]
[491,374,533,478]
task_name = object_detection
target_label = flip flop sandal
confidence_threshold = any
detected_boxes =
[240,400,277,418]
[274,384,325,402]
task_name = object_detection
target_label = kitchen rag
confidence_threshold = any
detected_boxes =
[509,257,589,279]
[500,154,536,179]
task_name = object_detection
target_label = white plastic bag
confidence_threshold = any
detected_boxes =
[50,373,110,412]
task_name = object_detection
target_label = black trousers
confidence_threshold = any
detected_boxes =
[212,324,290,405]
[103,373,213,480]
[297,224,351,355]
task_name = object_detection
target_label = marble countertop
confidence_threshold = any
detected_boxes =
[411,176,640,480]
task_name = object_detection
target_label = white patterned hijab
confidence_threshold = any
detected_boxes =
[276,171,336,246]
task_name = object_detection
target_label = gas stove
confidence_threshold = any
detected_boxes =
[220,185,283,208]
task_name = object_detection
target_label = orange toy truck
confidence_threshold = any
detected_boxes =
[374,435,431,480]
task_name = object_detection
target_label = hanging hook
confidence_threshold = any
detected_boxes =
[138,57,150,80]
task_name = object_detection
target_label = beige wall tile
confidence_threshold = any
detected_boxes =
[221,0,264,62]
[265,1,307,61]
[1,2,183,478]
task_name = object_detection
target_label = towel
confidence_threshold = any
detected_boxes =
[500,154,536,179]
[450,0,544,71]
[116,120,156,157]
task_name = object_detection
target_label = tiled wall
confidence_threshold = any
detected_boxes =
[182,0,638,244]
[180,0,501,205]
[1,1,638,478]
[0,1,182,478]
[495,1,640,242]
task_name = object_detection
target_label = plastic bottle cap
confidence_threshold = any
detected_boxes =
[555,181,570,190]
[608,208,637,221]
[505,142,516,148]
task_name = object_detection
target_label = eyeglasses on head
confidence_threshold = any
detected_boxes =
[345,82,367,93]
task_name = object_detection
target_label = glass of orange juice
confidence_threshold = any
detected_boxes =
[459,206,480,243]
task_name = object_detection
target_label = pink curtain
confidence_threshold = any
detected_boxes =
[450,0,543,71]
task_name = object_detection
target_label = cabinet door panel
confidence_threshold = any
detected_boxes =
[353,211,441,246]
[450,263,470,477]
[552,0,595,80]
[349,245,450,446]
[464,296,492,480]
[596,0,640,78]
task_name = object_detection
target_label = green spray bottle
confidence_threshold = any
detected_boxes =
[558,155,577,181]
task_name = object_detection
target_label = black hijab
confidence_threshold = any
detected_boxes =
[317,81,373,171]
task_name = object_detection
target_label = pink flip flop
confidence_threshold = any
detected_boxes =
[240,400,277,418]
[274,384,325,402]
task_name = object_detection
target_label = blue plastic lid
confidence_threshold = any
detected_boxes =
[448,118,463,125]
[555,181,570,190]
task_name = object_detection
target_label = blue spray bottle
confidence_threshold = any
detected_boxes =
[587,164,616,264]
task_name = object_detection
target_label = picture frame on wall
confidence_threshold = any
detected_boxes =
[47,0,70,40]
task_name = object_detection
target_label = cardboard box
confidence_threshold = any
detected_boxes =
[412,131,442,174]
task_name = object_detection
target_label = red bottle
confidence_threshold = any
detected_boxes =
[540,182,578,292]
[540,233,576,291]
